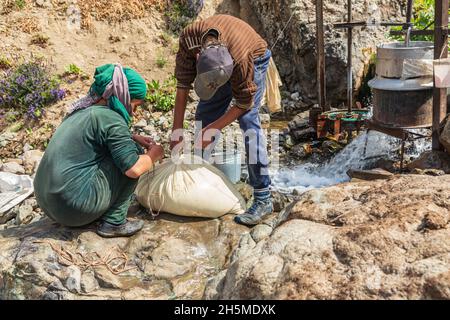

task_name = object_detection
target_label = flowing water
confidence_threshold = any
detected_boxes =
[271,129,431,194]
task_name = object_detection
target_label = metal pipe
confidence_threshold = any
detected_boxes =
[347,0,352,113]
[432,0,449,150]
[405,0,414,46]
[316,0,327,111]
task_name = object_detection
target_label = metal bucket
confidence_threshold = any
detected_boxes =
[211,151,242,184]
[376,41,434,78]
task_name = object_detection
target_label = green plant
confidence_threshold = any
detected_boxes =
[390,0,450,44]
[171,41,180,55]
[146,77,177,112]
[165,1,194,33]
[65,64,82,75]
[63,63,89,80]
[159,32,172,47]
[156,52,168,68]
[0,58,66,119]
[0,56,12,70]
[15,0,26,10]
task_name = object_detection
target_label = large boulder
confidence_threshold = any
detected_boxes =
[215,175,450,299]
[0,213,248,299]
[407,151,450,174]
[245,0,403,105]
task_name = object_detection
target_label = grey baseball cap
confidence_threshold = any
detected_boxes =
[194,45,234,101]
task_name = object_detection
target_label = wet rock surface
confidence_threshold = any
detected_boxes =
[216,175,450,299]
[0,213,248,300]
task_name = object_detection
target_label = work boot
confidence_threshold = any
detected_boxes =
[234,198,274,226]
[96,219,144,238]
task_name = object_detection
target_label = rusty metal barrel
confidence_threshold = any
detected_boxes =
[369,41,434,128]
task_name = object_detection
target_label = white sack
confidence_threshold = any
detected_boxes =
[135,155,246,218]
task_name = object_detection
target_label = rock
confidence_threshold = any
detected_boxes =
[15,204,34,225]
[143,125,155,134]
[1,162,25,174]
[35,0,52,8]
[411,168,446,176]
[291,127,316,142]
[271,190,292,212]
[407,151,450,174]
[250,224,273,242]
[283,134,295,149]
[247,0,402,104]
[203,269,227,300]
[346,168,394,181]
[290,92,300,101]
[321,140,344,156]
[23,143,33,152]
[420,211,449,231]
[65,266,82,294]
[134,119,147,128]
[23,150,44,173]
[235,182,253,202]
[439,116,450,153]
[218,175,450,299]
[24,197,38,209]
[4,158,22,165]
[0,213,246,299]
[289,143,311,159]
[230,233,255,263]
[0,207,17,224]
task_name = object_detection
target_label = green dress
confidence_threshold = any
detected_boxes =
[34,106,143,226]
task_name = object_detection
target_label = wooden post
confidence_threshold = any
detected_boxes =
[316,0,328,111]
[347,0,353,113]
[432,0,449,150]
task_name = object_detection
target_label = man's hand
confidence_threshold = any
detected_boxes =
[133,134,156,149]
[195,126,220,150]
[169,131,184,150]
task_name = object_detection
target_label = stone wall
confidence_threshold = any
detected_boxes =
[244,0,406,107]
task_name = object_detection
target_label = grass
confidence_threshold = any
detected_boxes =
[159,32,172,47]
[0,56,12,69]
[14,0,25,9]
[171,42,180,55]
[156,52,168,69]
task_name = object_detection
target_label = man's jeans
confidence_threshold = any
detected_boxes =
[195,49,272,192]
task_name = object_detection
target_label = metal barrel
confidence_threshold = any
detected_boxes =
[369,41,435,128]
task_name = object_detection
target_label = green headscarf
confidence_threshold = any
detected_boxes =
[89,64,147,125]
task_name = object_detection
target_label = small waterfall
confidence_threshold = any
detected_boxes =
[272,129,431,193]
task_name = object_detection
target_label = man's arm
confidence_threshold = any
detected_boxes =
[206,105,247,131]
[196,105,248,149]
[170,88,190,150]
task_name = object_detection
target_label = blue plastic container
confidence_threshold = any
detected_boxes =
[211,151,242,184]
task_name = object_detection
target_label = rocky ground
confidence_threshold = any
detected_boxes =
[210,175,450,300]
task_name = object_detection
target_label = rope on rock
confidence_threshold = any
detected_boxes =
[34,240,137,275]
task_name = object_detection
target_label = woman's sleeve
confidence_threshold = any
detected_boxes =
[95,111,140,174]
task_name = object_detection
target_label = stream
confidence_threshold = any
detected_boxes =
[271,129,431,194]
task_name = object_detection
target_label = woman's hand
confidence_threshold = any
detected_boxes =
[147,144,165,163]
[133,134,155,149]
